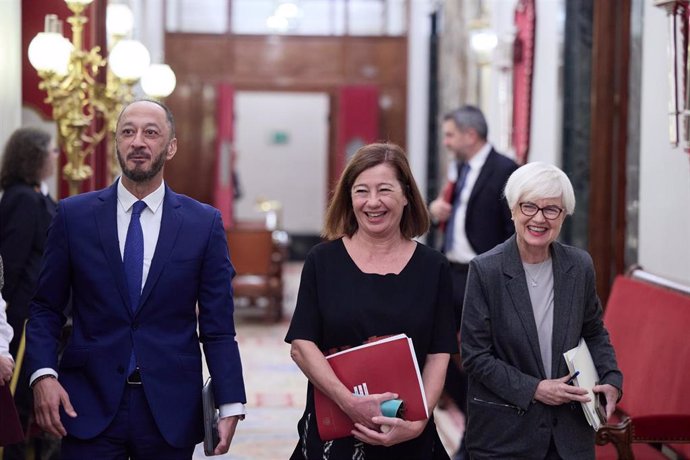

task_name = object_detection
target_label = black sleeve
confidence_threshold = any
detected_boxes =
[284,250,322,346]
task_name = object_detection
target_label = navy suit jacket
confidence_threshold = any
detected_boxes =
[461,236,623,459]
[26,181,246,448]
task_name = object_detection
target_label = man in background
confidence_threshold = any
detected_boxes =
[429,105,517,460]
[26,99,246,459]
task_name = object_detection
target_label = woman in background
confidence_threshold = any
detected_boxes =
[460,162,622,459]
[286,142,457,459]
[0,127,58,354]
[0,127,58,460]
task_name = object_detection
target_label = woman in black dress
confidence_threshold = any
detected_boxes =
[286,143,457,459]
[0,127,58,355]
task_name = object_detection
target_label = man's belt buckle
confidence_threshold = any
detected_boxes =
[127,369,142,385]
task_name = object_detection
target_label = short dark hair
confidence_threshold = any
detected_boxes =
[323,142,430,239]
[116,98,176,140]
[443,105,488,140]
[0,127,52,190]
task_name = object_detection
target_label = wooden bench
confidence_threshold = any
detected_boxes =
[226,224,287,322]
[595,270,690,459]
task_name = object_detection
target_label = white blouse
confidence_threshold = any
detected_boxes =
[0,293,13,359]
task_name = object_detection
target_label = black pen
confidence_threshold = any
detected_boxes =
[566,371,580,385]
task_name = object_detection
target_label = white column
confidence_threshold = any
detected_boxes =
[407,0,434,201]
[0,0,22,151]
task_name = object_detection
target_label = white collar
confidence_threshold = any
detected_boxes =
[467,142,492,170]
[116,178,165,214]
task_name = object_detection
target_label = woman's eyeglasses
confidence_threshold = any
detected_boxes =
[519,202,563,220]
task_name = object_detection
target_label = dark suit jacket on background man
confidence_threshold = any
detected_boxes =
[455,148,517,258]
[430,106,518,329]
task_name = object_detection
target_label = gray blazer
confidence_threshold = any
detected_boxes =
[460,236,622,459]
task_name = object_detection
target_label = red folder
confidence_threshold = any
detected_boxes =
[439,181,455,232]
[314,334,428,441]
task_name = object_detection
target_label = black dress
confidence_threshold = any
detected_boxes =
[0,182,56,355]
[285,239,457,460]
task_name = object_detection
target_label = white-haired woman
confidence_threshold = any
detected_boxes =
[460,162,622,459]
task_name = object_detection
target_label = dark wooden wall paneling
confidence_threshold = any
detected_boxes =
[164,33,408,205]
[589,0,630,303]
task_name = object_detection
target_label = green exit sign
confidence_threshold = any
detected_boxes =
[271,131,289,145]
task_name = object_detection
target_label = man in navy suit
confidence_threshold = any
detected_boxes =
[25,99,246,459]
[429,105,517,460]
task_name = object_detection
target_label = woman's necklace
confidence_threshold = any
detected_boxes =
[524,259,549,287]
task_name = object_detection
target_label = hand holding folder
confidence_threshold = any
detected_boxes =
[202,378,219,455]
[202,378,244,456]
[314,334,428,441]
[563,338,607,431]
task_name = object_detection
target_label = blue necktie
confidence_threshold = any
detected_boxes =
[123,200,146,374]
[124,200,147,311]
[444,163,470,254]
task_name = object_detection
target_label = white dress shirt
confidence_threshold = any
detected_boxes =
[116,179,164,288]
[446,143,492,264]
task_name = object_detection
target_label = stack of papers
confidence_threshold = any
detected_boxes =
[563,338,606,431]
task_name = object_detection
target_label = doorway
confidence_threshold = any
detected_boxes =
[234,91,330,256]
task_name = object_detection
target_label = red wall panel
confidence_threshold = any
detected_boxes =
[334,85,380,182]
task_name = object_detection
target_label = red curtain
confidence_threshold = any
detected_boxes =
[334,85,380,183]
[213,83,235,229]
[512,0,536,165]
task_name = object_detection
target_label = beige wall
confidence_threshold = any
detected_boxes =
[638,2,690,285]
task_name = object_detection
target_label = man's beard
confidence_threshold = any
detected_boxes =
[117,145,167,183]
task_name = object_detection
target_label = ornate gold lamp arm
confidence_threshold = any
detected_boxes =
[29,0,156,195]
[32,1,105,196]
